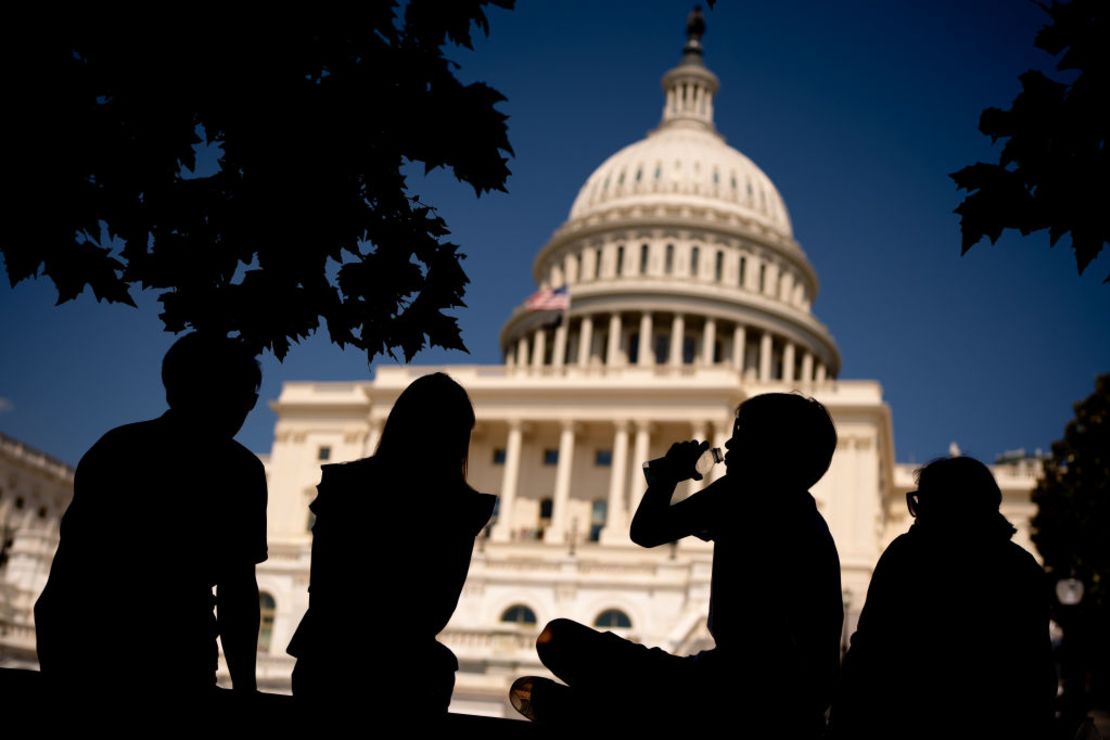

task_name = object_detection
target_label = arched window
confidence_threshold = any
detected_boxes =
[594,248,603,280]
[258,592,276,653]
[640,244,650,275]
[594,609,632,629]
[738,256,747,287]
[690,246,700,277]
[664,244,674,275]
[501,604,538,626]
[714,251,724,282]
[616,245,625,277]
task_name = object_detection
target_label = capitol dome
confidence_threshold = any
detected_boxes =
[568,127,794,240]
[501,9,841,382]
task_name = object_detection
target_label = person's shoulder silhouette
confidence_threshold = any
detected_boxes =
[831,456,1054,739]
[289,372,493,720]
[35,331,266,701]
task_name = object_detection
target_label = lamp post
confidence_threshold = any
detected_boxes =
[1055,573,1087,735]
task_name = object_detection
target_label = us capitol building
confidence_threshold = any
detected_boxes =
[0,14,1043,717]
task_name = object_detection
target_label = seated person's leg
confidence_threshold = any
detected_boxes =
[536,619,693,713]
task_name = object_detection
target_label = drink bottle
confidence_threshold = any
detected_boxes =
[642,446,723,484]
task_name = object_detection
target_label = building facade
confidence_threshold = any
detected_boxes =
[0,14,1044,718]
[254,19,1044,716]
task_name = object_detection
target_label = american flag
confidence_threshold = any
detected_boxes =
[524,285,570,311]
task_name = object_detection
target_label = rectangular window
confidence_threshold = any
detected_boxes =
[317,446,331,461]
[589,500,608,542]
[595,449,613,467]
[543,449,559,466]
[493,448,507,465]
[654,334,669,364]
[540,498,554,520]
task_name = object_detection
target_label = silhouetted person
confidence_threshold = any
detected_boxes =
[287,373,495,723]
[34,333,266,712]
[828,456,1055,739]
[511,393,843,736]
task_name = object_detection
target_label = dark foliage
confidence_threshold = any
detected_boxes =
[950,0,1108,282]
[0,2,514,362]
[1032,374,1110,705]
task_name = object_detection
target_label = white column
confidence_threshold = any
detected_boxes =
[702,317,717,366]
[765,262,780,297]
[491,421,524,542]
[783,342,796,383]
[564,254,578,285]
[532,328,547,370]
[583,249,597,282]
[732,324,746,371]
[607,313,623,368]
[781,271,796,304]
[816,362,828,383]
[544,421,577,544]
[669,314,685,367]
[553,321,568,370]
[638,312,654,367]
[517,335,530,369]
[759,331,773,382]
[628,421,652,516]
[505,344,515,370]
[578,315,594,367]
[600,420,630,544]
[801,351,814,384]
[364,418,383,457]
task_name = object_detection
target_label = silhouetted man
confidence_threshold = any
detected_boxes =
[828,456,1055,739]
[511,393,843,736]
[35,333,267,710]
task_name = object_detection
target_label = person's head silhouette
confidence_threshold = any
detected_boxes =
[162,332,261,439]
[375,372,475,481]
[907,456,1015,537]
[725,392,837,489]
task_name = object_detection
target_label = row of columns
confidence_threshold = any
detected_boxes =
[489,418,733,546]
[546,244,809,311]
[506,313,831,383]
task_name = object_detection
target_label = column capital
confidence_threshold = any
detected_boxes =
[612,419,632,434]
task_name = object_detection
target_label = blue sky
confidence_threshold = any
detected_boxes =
[2,0,1108,467]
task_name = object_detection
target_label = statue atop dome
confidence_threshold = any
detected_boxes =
[684,6,707,59]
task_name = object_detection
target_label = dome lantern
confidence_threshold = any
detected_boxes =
[660,6,720,133]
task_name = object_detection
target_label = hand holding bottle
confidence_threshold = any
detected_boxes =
[642,440,722,484]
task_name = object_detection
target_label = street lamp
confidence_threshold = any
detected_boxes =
[1056,576,1084,607]
[1055,573,1088,735]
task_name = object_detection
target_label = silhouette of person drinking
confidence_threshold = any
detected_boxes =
[35,332,267,708]
[828,456,1055,740]
[510,393,843,736]
[287,372,495,722]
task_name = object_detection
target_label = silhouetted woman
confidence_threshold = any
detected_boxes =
[829,456,1055,739]
[287,373,495,721]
